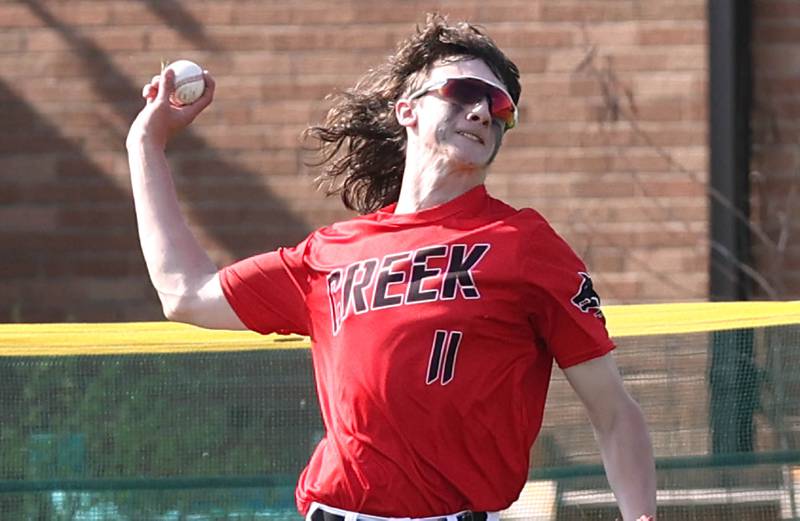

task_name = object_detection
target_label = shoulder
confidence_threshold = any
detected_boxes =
[491,201,584,269]
[298,211,384,269]
[484,194,556,240]
[313,210,381,240]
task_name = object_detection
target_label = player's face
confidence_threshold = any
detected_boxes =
[410,59,511,169]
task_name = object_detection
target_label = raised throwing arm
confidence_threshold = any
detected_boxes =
[126,68,245,330]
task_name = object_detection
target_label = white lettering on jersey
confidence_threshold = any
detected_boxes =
[326,243,490,335]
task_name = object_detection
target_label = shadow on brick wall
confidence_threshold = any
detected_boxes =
[1,2,310,322]
[142,0,219,50]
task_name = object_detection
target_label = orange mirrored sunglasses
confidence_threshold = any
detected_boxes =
[407,75,518,131]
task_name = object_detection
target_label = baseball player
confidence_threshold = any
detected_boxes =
[127,13,656,521]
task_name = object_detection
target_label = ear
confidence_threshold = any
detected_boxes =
[395,98,417,128]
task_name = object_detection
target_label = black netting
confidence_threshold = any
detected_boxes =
[1,324,798,520]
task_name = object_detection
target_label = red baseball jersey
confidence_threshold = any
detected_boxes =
[220,185,614,517]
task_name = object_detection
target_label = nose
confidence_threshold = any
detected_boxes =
[465,98,491,127]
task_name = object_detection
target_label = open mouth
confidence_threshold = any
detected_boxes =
[456,131,485,145]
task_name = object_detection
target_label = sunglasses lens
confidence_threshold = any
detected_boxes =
[440,78,516,129]
[489,93,516,129]
[440,78,485,105]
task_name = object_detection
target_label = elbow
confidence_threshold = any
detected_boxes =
[159,293,196,324]
[161,301,182,322]
[156,273,222,327]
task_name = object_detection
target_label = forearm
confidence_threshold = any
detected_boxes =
[126,136,218,315]
[594,399,656,520]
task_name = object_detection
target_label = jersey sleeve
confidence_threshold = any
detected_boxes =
[522,220,614,369]
[219,236,312,336]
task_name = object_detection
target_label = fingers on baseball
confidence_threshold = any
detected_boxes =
[155,69,176,103]
[195,71,215,107]
[143,77,159,102]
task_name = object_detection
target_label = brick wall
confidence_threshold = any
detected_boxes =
[751,0,800,298]
[0,0,710,322]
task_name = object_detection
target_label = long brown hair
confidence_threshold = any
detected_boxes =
[304,13,521,215]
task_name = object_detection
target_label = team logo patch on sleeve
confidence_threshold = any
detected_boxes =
[571,272,604,319]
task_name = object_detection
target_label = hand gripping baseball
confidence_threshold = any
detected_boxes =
[128,66,215,149]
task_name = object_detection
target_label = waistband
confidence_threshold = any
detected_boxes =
[307,502,499,521]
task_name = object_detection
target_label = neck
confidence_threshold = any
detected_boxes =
[394,151,487,215]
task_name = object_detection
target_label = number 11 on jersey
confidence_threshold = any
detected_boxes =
[426,330,463,385]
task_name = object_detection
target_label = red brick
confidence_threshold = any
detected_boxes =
[636,178,706,197]
[227,53,295,76]
[0,30,25,53]
[174,182,276,204]
[638,125,707,147]
[756,0,800,19]
[232,3,354,25]
[632,98,705,122]
[175,150,297,177]
[601,51,668,73]
[610,149,699,173]
[176,2,234,25]
[112,1,229,25]
[504,51,548,74]
[0,207,57,231]
[640,2,707,21]
[469,2,543,23]
[13,182,129,205]
[185,126,265,151]
[23,28,70,52]
[86,27,146,51]
[493,148,613,174]
[572,179,636,197]
[628,248,708,273]
[632,72,704,98]
[493,26,576,49]
[777,246,800,271]
[0,0,739,319]
[637,23,706,45]
[640,272,708,300]
[0,134,73,154]
[107,1,162,25]
[524,97,595,123]
[58,206,135,228]
[213,27,284,51]
[581,24,641,47]
[498,173,572,197]
[754,76,800,96]
[0,156,59,181]
[142,27,202,52]
[584,247,627,272]
[13,77,96,102]
[289,51,385,75]
[544,122,705,149]
[250,101,313,125]
[260,26,397,52]
[541,2,637,22]
[753,44,800,74]
[588,272,642,303]
[0,4,44,28]
[0,230,137,254]
[48,53,96,78]
[753,146,800,171]
[43,2,112,26]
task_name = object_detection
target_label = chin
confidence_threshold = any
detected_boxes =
[452,153,493,171]
[444,145,493,169]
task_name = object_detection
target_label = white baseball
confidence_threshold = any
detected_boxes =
[164,59,205,105]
